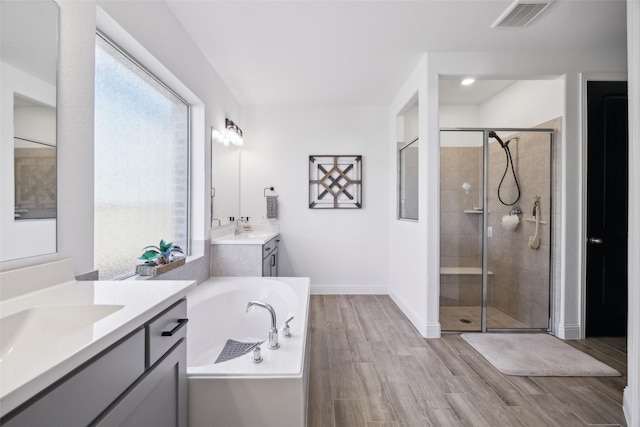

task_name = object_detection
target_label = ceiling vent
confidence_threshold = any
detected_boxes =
[491,0,553,28]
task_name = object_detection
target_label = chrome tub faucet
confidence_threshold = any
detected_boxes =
[246,301,280,349]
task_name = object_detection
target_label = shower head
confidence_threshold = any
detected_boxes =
[489,131,506,148]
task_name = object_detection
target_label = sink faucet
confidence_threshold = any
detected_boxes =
[234,218,241,236]
[246,301,279,349]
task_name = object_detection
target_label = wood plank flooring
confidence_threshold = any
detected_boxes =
[308,295,627,427]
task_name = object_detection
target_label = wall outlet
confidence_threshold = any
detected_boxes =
[487,226,493,238]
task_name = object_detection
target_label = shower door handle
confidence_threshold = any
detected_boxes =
[588,237,603,245]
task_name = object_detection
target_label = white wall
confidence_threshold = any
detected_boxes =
[240,106,390,293]
[0,1,240,281]
[479,79,565,128]
[439,79,564,129]
[388,55,437,337]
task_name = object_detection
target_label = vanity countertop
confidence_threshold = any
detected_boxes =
[0,278,196,417]
[210,225,279,245]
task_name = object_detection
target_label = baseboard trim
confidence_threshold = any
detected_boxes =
[425,322,442,339]
[557,323,581,339]
[310,284,388,295]
[623,386,633,426]
[387,291,435,338]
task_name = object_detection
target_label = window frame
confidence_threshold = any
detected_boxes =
[94,31,192,279]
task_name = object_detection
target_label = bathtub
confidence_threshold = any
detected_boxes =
[186,277,310,427]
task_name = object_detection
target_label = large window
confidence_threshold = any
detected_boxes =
[94,34,190,280]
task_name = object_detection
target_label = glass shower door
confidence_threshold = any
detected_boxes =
[439,130,485,331]
[485,129,553,330]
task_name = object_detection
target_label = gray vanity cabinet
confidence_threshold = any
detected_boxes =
[92,340,186,427]
[211,234,280,277]
[1,300,188,427]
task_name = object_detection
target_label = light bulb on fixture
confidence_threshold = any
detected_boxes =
[461,78,475,86]
[211,119,244,147]
[211,128,229,146]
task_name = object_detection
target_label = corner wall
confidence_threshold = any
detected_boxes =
[388,55,438,337]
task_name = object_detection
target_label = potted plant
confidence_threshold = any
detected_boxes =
[136,239,185,276]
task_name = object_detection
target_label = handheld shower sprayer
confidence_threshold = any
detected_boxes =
[489,131,521,206]
[488,131,506,148]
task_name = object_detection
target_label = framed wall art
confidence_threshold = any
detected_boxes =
[309,155,362,209]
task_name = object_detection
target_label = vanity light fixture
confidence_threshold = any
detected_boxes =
[461,78,476,86]
[211,118,244,147]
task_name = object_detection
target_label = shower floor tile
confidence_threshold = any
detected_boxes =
[440,306,528,331]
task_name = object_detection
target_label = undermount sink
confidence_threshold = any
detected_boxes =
[0,305,124,363]
[234,231,271,238]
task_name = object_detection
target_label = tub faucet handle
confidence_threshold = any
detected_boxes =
[282,316,294,338]
[251,345,263,364]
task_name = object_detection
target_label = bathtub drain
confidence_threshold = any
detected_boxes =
[215,339,263,364]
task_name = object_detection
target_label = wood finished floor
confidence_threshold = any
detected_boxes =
[308,295,628,427]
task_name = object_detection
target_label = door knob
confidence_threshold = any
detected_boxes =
[588,237,603,244]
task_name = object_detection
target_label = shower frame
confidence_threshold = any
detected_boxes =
[440,127,556,333]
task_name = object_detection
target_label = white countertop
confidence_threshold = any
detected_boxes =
[210,224,279,245]
[0,278,195,417]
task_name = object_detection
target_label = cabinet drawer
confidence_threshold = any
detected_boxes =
[2,330,145,427]
[146,299,187,367]
[262,237,278,258]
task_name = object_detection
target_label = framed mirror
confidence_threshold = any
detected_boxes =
[1,0,58,261]
[210,128,240,228]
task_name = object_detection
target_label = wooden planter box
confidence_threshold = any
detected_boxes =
[136,257,186,277]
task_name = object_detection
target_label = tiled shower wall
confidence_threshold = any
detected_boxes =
[440,147,482,269]
[440,118,561,328]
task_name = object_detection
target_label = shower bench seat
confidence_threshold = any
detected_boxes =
[440,267,493,306]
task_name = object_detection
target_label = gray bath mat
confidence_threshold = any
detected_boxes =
[215,339,262,364]
[461,333,621,377]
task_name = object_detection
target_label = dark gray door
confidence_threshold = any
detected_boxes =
[585,80,628,337]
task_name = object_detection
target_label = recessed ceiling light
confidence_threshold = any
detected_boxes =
[461,78,476,86]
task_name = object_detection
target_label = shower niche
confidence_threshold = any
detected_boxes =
[439,126,556,332]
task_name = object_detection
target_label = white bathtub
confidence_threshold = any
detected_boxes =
[186,277,310,427]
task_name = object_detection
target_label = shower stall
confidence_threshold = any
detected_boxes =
[439,127,556,332]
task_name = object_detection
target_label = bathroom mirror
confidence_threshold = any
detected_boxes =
[1,0,59,261]
[211,130,240,227]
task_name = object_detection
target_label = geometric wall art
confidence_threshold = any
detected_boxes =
[309,155,362,209]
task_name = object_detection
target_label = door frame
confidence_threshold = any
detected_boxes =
[580,72,628,339]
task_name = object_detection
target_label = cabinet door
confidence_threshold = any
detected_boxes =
[262,249,279,277]
[92,339,187,427]
[262,253,272,277]
[271,249,278,277]
[1,330,145,427]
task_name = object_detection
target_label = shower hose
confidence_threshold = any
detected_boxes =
[497,142,521,206]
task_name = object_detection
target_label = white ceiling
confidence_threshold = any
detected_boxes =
[166,0,627,106]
